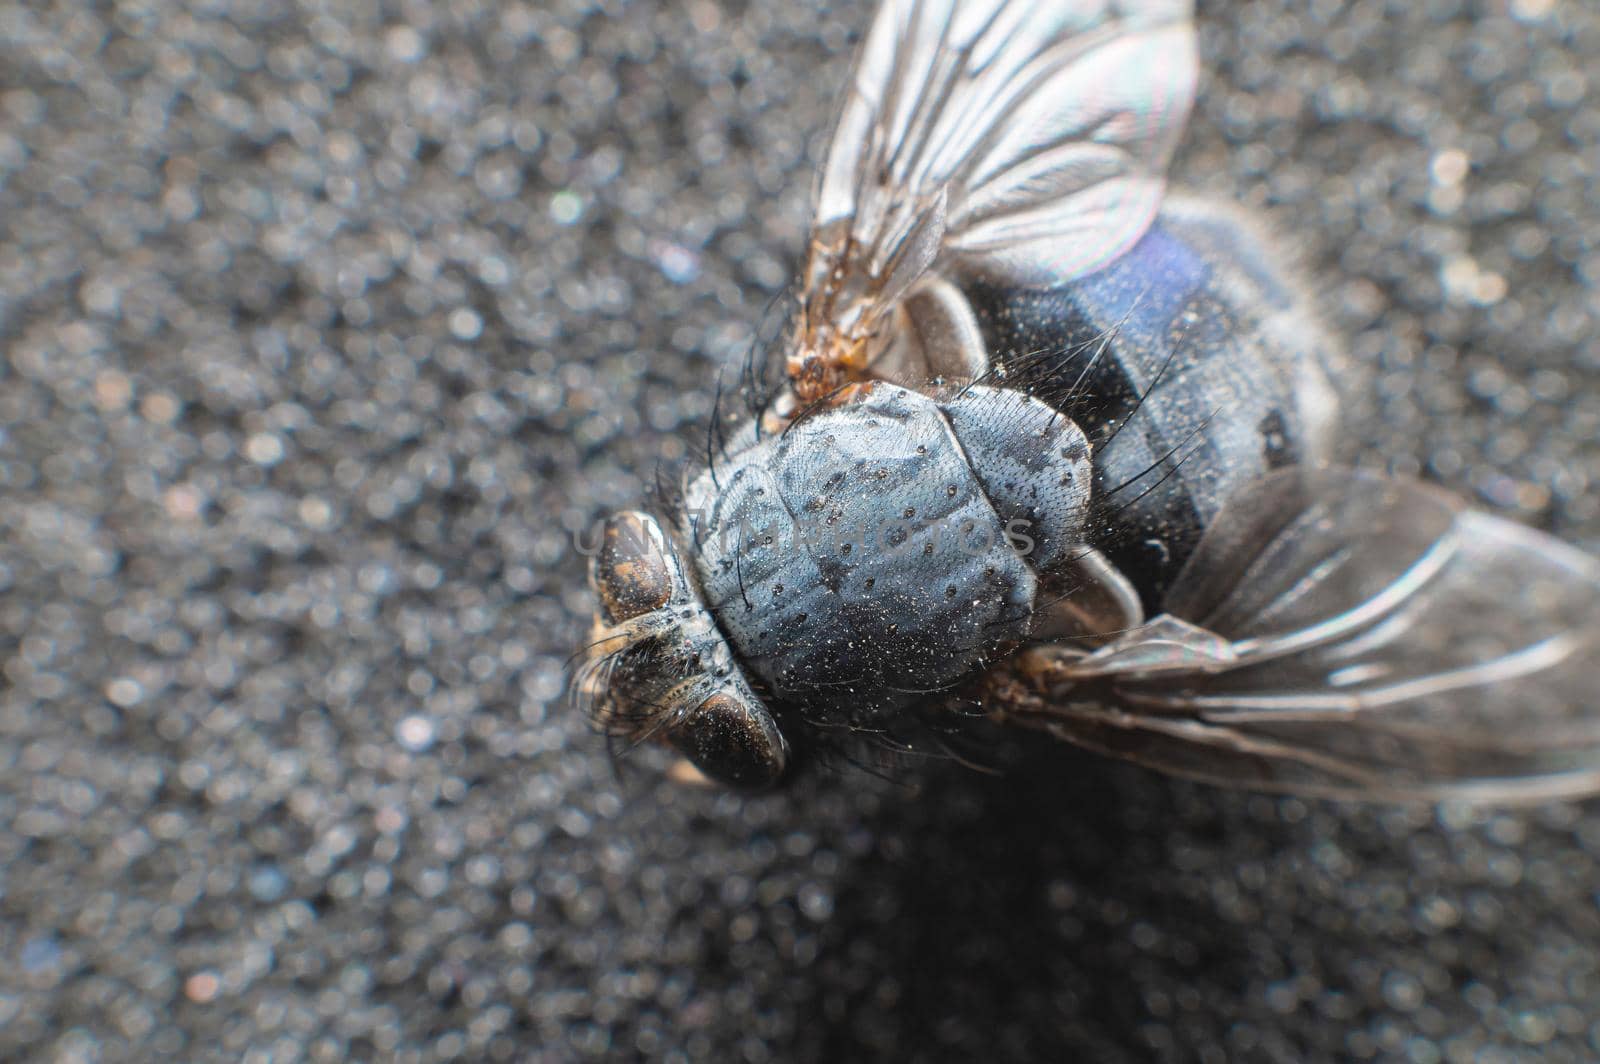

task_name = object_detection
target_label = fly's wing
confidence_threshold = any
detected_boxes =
[790,0,1197,399]
[1009,468,1600,802]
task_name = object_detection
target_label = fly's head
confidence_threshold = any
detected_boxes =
[573,511,789,789]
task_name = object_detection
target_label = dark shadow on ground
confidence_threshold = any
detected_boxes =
[792,735,1470,1063]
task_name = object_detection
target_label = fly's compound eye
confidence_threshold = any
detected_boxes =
[584,510,783,788]
[668,690,789,790]
[593,511,678,623]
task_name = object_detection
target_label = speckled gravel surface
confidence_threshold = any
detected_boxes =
[3,0,1599,1061]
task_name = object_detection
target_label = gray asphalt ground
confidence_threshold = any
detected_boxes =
[3,0,1600,1061]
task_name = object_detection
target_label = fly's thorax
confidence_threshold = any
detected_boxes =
[937,385,1093,571]
[577,512,787,789]
[680,383,1092,725]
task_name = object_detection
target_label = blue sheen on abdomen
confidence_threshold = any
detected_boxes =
[962,209,1331,609]
[1066,222,1214,351]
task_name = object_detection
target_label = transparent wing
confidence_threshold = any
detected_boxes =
[790,0,1197,398]
[1006,468,1600,802]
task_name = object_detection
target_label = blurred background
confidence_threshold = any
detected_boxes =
[3,0,1599,1060]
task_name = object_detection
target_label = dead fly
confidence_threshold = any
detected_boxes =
[571,0,1600,802]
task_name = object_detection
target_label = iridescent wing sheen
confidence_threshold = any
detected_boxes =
[1006,468,1600,802]
[790,0,1197,398]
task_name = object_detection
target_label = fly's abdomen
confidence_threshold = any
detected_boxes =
[963,198,1340,608]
